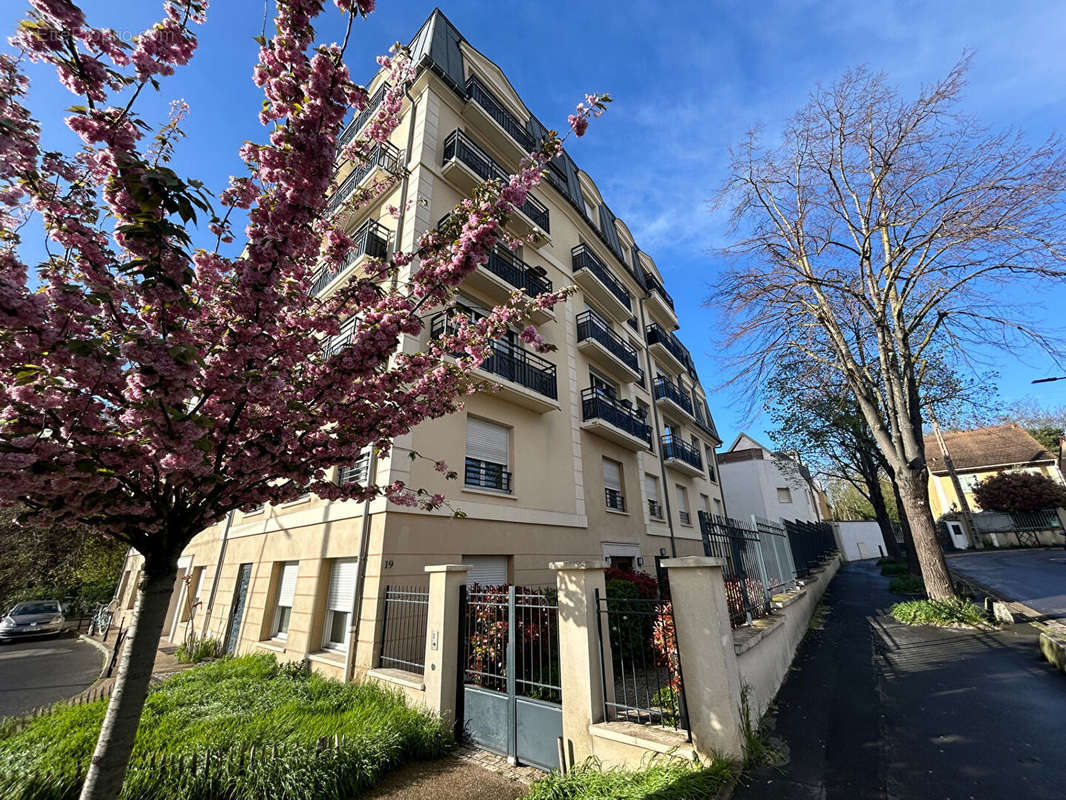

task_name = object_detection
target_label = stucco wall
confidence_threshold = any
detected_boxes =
[835,521,888,561]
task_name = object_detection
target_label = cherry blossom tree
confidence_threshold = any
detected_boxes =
[0,1,608,797]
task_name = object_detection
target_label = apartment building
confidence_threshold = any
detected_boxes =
[114,9,724,680]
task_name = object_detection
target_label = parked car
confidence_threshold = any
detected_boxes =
[0,600,68,642]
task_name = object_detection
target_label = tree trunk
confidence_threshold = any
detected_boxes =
[894,468,955,601]
[79,560,177,800]
[866,474,900,561]
[890,477,922,576]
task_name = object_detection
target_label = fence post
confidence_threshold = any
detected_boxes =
[662,556,745,760]
[422,564,469,728]
[551,560,610,771]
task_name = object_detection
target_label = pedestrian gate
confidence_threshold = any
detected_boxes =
[458,586,562,770]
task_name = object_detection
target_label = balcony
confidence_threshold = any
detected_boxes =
[465,457,511,493]
[464,74,536,156]
[441,129,550,236]
[463,247,554,324]
[580,387,651,451]
[643,270,678,329]
[337,82,390,151]
[325,140,402,217]
[645,322,689,374]
[605,487,626,512]
[647,499,665,521]
[661,434,703,476]
[430,315,559,413]
[571,244,632,322]
[576,309,641,383]
[653,376,694,419]
[310,218,391,297]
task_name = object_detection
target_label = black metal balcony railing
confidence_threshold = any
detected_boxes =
[442,129,550,232]
[576,310,640,373]
[643,270,676,311]
[484,247,553,297]
[580,387,652,445]
[605,487,626,512]
[648,499,664,520]
[571,244,632,311]
[465,75,536,151]
[653,376,694,416]
[337,82,390,150]
[325,140,402,216]
[626,316,638,331]
[465,457,511,492]
[310,218,391,296]
[661,434,703,471]
[646,322,689,367]
[430,315,558,400]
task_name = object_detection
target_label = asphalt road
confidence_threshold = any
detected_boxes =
[949,548,1066,619]
[0,634,103,717]
[735,561,1066,800]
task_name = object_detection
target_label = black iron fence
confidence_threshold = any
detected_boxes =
[660,434,702,471]
[751,516,797,596]
[325,140,401,215]
[698,512,772,627]
[595,589,688,734]
[580,387,651,444]
[483,247,553,297]
[464,457,512,493]
[653,376,693,416]
[576,309,640,372]
[571,244,632,310]
[465,75,536,151]
[377,585,429,674]
[645,322,689,367]
[782,519,838,577]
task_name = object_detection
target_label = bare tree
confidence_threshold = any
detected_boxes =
[711,58,1066,600]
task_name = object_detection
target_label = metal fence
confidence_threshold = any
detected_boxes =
[752,516,798,596]
[461,585,561,703]
[377,585,429,674]
[782,519,838,577]
[699,513,772,627]
[595,589,689,735]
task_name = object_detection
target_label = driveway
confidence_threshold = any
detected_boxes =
[0,634,103,717]
[948,548,1066,619]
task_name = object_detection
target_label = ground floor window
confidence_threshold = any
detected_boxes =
[272,561,298,639]
[323,558,358,650]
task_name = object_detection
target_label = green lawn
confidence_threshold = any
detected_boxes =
[526,757,736,800]
[0,655,451,800]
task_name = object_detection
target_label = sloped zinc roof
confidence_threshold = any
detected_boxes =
[924,424,1055,474]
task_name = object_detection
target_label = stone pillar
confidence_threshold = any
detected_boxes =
[663,556,745,759]
[422,564,469,727]
[552,560,610,769]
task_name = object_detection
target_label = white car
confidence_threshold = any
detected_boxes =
[0,600,68,642]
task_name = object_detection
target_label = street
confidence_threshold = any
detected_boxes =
[0,635,102,717]
[735,561,1066,800]
[949,548,1066,619]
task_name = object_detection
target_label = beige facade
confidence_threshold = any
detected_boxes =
[115,10,724,681]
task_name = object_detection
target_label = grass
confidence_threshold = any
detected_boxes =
[0,654,451,800]
[174,634,224,664]
[525,757,736,800]
[739,685,781,770]
[888,574,926,595]
[890,598,990,628]
[879,563,909,576]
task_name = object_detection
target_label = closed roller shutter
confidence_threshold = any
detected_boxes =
[603,459,622,491]
[277,562,299,606]
[644,474,660,502]
[463,556,507,587]
[326,558,358,611]
[466,418,509,467]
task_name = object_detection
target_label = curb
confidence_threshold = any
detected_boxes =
[78,634,111,679]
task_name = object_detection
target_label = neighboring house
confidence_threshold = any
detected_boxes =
[925,423,1065,520]
[113,9,724,679]
[717,433,823,524]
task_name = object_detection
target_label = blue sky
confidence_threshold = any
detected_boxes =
[4,0,1065,448]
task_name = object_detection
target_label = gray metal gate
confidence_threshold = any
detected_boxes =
[458,585,562,771]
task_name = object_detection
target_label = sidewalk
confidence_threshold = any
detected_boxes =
[734,560,1066,800]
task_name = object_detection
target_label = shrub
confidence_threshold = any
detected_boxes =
[526,756,736,800]
[889,574,926,595]
[876,557,899,566]
[0,654,451,800]
[890,598,989,628]
[174,634,224,664]
[604,568,659,599]
[972,470,1066,513]
[880,563,909,576]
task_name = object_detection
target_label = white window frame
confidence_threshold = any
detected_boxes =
[271,561,298,640]
[322,558,358,651]
[777,487,793,504]
[676,484,691,526]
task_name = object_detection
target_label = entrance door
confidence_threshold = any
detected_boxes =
[946,521,969,550]
[223,563,253,655]
[459,585,562,770]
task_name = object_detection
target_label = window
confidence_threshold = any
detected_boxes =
[676,485,691,526]
[338,448,371,485]
[645,473,664,520]
[603,458,625,512]
[713,497,723,515]
[777,487,793,504]
[180,566,205,623]
[636,400,650,420]
[271,561,299,639]
[590,368,618,399]
[584,198,598,224]
[705,446,717,482]
[610,555,634,572]
[700,493,711,518]
[465,418,511,492]
[463,555,508,587]
[322,558,358,650]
